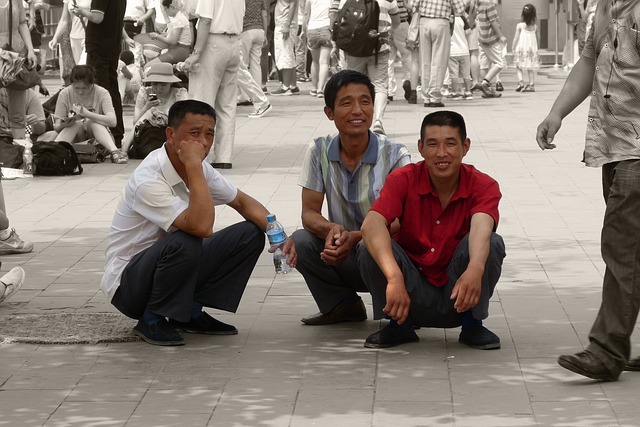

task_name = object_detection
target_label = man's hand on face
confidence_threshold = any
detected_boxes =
[320,225,352,265]
[176,138,206,165]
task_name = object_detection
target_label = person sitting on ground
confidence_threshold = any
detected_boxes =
[52,65,128,164]
[291,70,410,326]
[0,266,26,305]
[117,50,143,105]
[358,110,506,349]
[101,99,297,346]
[121,62,187,159]
[1,87,46,143]
[144,0,192,67]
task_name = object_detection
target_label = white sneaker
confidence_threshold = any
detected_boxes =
[0,228,34,255]
[248,103,272,118]
[0,266,25,304]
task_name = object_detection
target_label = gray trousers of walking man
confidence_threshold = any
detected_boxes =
[357,234,506,327]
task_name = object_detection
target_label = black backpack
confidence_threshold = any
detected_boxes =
[32,141,83,176]
[332,0,380,59]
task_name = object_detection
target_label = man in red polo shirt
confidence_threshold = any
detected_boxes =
[358,110,506,349]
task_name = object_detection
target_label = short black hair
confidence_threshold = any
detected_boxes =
[69,65,95,85]
[161,0,173,7]
[120,50,134,65]
[420,111,467,142]
[323,70,375,110]
[168,99,217,129]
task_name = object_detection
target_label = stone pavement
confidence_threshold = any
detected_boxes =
[0,68,639,427]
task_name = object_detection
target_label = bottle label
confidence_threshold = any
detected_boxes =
[266,229,286,246]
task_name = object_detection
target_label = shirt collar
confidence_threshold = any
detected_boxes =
[327,131,379,164]
[158,144,185,188]
[417,162,472,201]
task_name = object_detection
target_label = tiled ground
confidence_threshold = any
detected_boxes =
[0,67,639,427]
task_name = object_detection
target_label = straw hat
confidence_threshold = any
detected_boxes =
[143,62,181,83]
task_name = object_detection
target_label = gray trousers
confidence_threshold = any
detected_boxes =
[112,222,264,323]
[588,159,640,376]
[291,229,368,314]
[357,233,505,328]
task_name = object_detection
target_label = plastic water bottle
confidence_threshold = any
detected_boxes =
[23,145,33,175]
[266,214,291,274]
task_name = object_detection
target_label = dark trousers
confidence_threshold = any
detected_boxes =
[112,222,264,322]
[357,234,505,328]
[87,50,124,146]
[588,160,640,376]
[291,229,368,314]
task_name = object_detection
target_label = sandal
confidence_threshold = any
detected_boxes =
[310,89,318,96]
[522,84,535,92]
[0,267,25,304]
[515,82,525,92]
[110,150,128,164]
[316,90,324,98]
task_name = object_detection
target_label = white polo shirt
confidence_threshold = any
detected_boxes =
[196,0,244,34]
[100,145,238,300]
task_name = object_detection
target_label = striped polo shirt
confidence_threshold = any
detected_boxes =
[476,0,501,44]
[298,131,411,232]
[412,0,465,20]
[330,0,400,53]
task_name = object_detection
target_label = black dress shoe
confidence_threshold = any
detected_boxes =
[169,311,238,335]
[364,323,419,348]
[625,356,640,371]
[237,100,253,106]
[459,325,501,349]
[301,297,367,325]
[558,351,618,381]
[211,163,232,169]
[402,80,412,101]
[133,319,185,346]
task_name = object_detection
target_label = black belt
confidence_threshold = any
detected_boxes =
[214,32,238,36]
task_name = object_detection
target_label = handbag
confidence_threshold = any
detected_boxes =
[0,0,41,90]
[0,136,24,169]
[74,139,105,164]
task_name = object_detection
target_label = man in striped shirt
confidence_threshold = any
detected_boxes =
[292,70,410,326]
[472,0,506,98]
[411,0,465,107]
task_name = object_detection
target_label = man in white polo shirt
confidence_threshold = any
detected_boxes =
[101,100,297,346]
[185,0,244,169]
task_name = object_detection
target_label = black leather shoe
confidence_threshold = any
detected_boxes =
[459,325,500,349]
[624,356,640,371]
[301,298,367,325]
[557,351,618,381]
[402,80,412,101]
[211,163,232,169]
[408,90,417,104]
[133,319,185,346]
[169,312,238,335]
[364,323,419,348]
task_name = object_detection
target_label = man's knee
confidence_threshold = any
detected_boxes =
[291,229,322,260]
[488,233,506,265]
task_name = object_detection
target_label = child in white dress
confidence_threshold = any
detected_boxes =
[512,3,540,92]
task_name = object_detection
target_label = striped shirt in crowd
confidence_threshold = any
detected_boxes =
[476,0,501,44]
[396,0,409,23]
[412,0,465,19]
[330,0,400,53]
[298,132,411,232]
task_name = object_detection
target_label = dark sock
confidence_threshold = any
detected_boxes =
[339,295,361,307]
[142,308,164,326]
[462,311,482,331]
[390,318,412,330]
[191,302,203,319]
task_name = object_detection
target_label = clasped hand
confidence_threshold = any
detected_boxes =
[320,225,353,266]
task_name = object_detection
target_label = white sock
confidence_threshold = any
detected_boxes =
[0,228,11,240]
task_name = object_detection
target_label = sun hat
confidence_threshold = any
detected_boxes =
[143,62,181,83]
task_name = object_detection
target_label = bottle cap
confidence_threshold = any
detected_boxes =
[267,214,276,222]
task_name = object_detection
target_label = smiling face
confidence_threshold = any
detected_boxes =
[324,83,373,138]
[418,125,470,185]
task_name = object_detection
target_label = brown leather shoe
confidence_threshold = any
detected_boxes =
[301,298,367,325]
[624,356,640,371]
[557,351,618,381]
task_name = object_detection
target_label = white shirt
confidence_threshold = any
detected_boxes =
[308,0,331,30]
[63,0,91,39]
[100,146,238,300]
[196,0,244,34]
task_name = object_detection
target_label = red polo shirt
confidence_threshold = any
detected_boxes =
[370,162,501,287]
